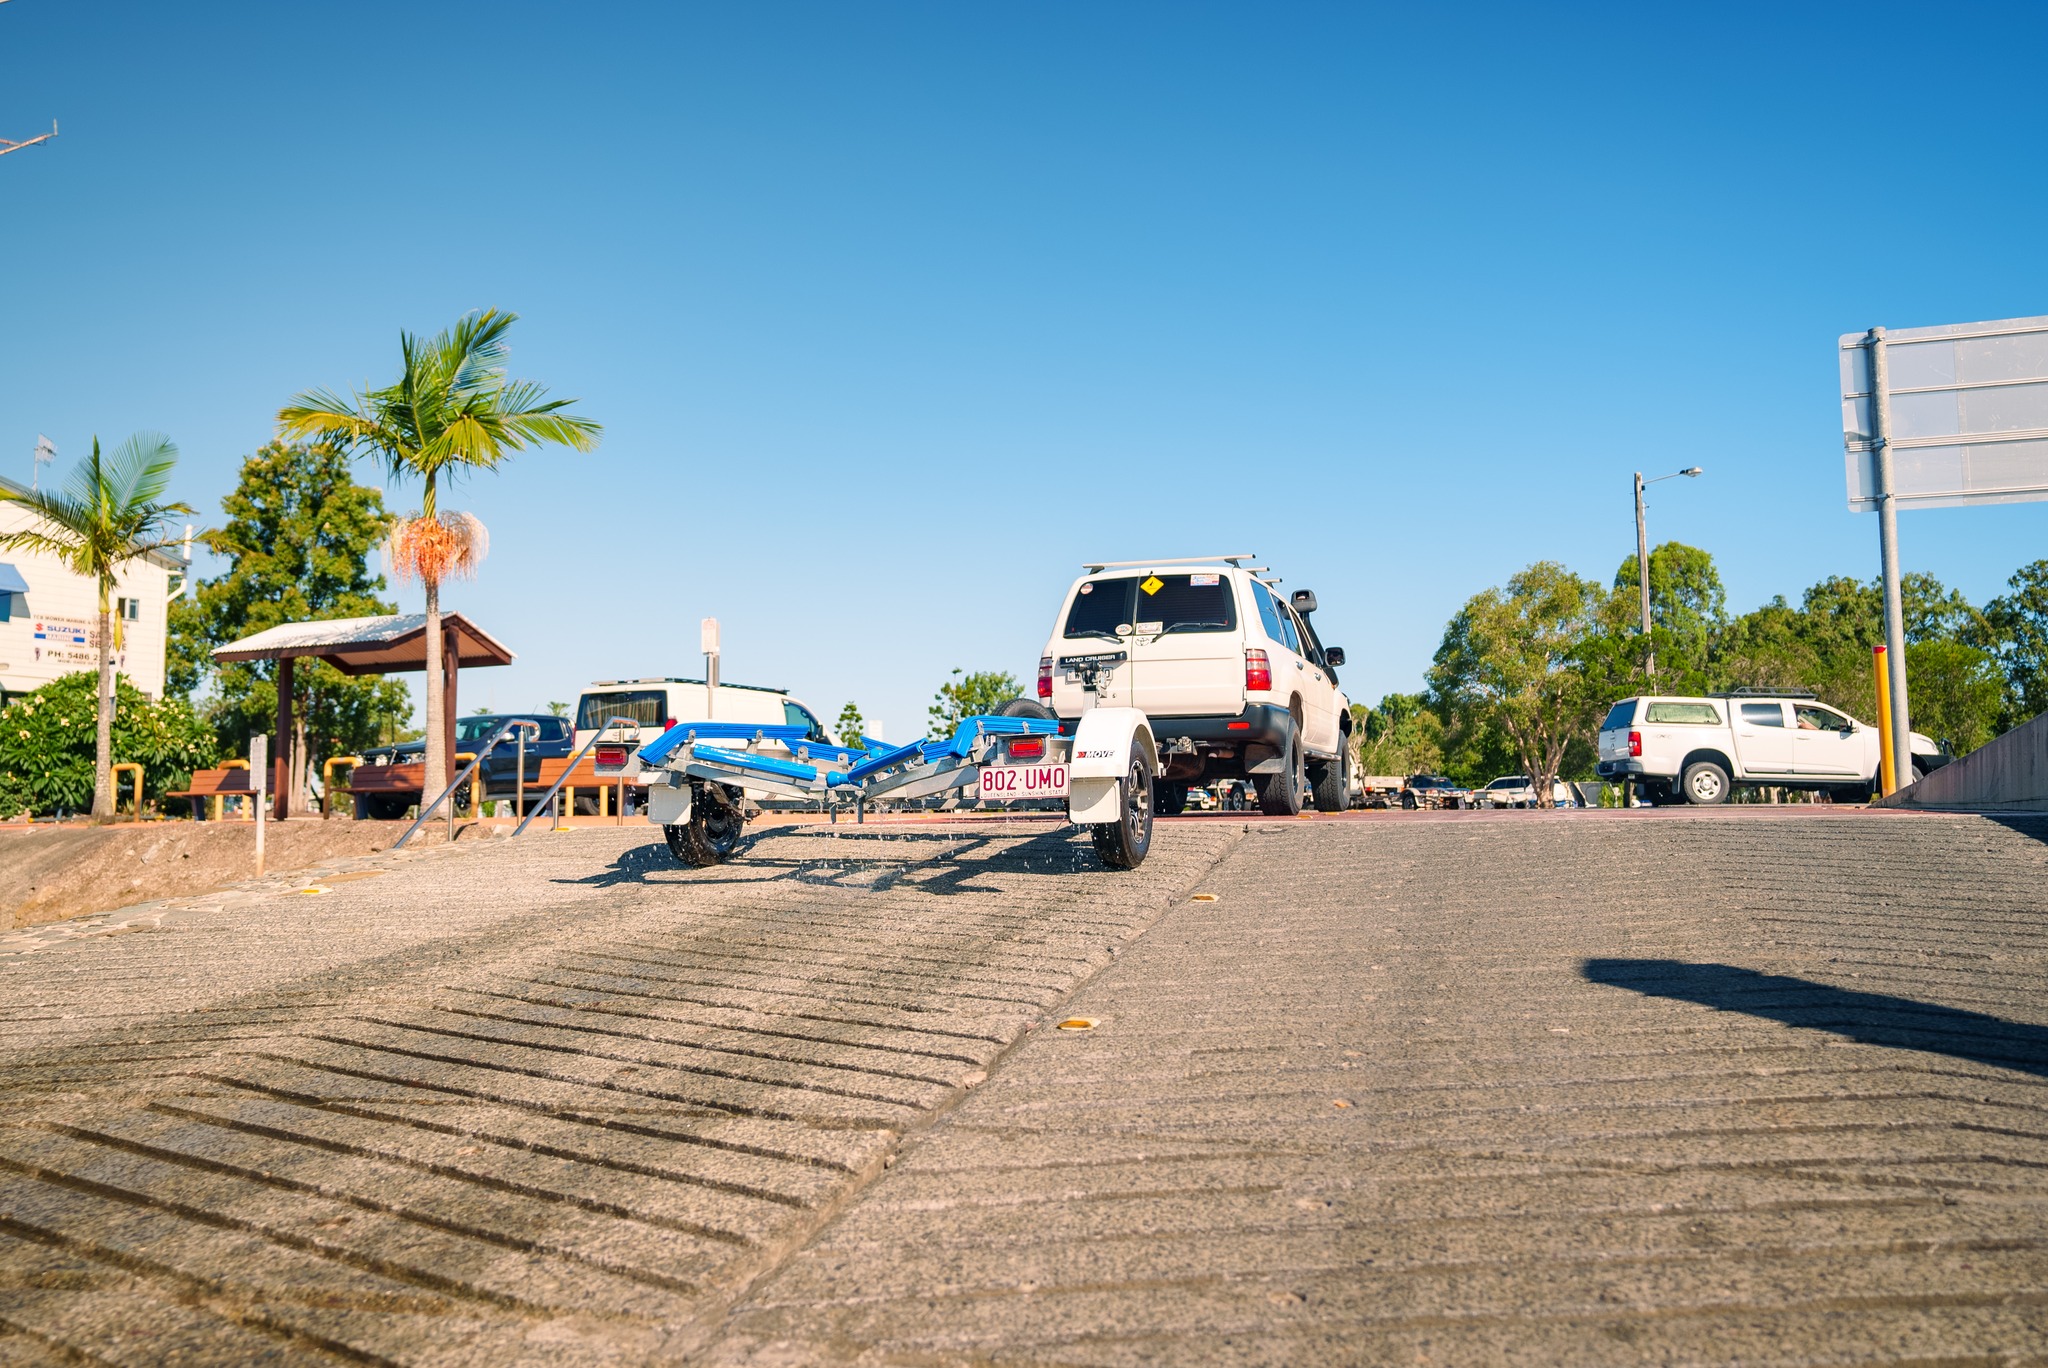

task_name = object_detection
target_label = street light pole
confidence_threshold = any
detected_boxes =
[1633,467,1704,680]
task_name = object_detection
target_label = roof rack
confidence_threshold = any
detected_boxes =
[588,678,788,694]
[1713,687,1818,699]
[1082,553,1257,572]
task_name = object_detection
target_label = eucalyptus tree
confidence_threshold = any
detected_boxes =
[278,310,600,794]
[0,434,195,818]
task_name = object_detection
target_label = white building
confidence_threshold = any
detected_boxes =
[0,474,186,705]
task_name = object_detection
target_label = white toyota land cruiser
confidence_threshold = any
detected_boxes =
[1036,555,1352,816]
[1596,689,1948,805]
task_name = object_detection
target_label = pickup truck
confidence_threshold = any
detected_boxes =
[1596,691,1946,805]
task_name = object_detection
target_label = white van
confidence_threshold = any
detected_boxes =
[573,678,831,763]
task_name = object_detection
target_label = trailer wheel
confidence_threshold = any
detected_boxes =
[1155,783,1188,817]
[664,785,745,867]
[1090,754,1154,870]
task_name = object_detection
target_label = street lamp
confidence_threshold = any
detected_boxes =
[1634,466,1703,677]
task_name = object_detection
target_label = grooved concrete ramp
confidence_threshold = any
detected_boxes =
[0,821,1234,1365]
[1881,709,2048,812]
[708,810,2048,1366]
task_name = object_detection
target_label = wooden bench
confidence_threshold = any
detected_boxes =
[164,763,285,820]
[535,756,646,820]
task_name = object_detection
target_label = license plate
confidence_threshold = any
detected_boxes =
[979,763,1069,801]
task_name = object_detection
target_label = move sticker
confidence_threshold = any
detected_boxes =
[1140,575,1165,596]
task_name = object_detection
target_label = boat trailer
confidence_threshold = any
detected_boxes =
[615,706,1160,871]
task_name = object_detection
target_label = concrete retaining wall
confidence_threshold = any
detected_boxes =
[1877,709,2048,812]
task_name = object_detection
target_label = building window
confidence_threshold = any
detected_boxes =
[115,597,141,621]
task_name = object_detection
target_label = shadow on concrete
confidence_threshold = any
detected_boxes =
[1982,814,2048,847]
[1583,958,2048,1079]
[552,827,1096,894]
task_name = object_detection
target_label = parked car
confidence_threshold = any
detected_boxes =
[354,713,574,818]
[1038,556,1352,817]
[572,679,831,761]
[1596,690,1948,805]
[1476,775,1581,809]
[1401,774,1471,810]
[1357,774,1405,809]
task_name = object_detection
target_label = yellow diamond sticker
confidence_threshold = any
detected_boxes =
[1140,575,1164,596]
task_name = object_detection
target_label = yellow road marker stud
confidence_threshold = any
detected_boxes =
[1332,1099,1354,1108]
[297,886,330,896]
[1191,893,1218,902]
[1057,1018,1098,1031]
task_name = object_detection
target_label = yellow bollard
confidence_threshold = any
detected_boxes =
[1874,645,1897,797]
[109,763,143,818]
[322,755,361,816]
[219,758,249,820]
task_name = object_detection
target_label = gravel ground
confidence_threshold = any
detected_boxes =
[706,809,2048,1366]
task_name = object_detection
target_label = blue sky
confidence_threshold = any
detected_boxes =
[4,2,2045,736]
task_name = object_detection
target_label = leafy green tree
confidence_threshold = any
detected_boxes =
[1985,560,2048,725]
[0,672,215,818]
[1352,694,1445,778]
[835,702,868,747]
[1904,639,2004,755]
[927,669,1021,737]
[169,442,411,809]
[0,434,195,818]
[278,309,601,794]
[1610,541,1726,690]
[1428,562,1611,805]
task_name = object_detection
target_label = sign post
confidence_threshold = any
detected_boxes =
[1840,313,2048,787]
[701,618,720,719]
[249,734,268,876]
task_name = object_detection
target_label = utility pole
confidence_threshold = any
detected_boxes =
[1634,472,1653,676]
[31,436,53,491]
[0,119,57,159]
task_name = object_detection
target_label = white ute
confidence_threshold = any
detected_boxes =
[1597,690,1948,804]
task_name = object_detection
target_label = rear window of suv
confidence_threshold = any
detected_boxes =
[578,690,665,731]
[1065,574,1237,640]
[1601,701,1637,730]
[1644,702,1721,725]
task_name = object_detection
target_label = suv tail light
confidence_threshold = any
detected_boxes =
[664,718,678,731]
[1245,649,1272,692]
[1628,730,1642,758]
[1037,657,1053,699]
[1008,738,1045,760]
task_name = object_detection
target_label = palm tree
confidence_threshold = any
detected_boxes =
[278,309,600,796]
[0,434,194,819]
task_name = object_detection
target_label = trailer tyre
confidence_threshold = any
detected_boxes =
[1155,783,1188,817]
[664,785,745,867]
[1090,754,1154,870]
[995,697,1056,720]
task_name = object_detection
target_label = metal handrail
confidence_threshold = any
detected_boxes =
[511,716,641,838]
[394,719,540,849]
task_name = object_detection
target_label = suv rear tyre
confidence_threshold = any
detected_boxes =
[1256,729,1306,816]
[1681,760,1731,806]
[1090,755,1154,869]
[1309,750,1349,813]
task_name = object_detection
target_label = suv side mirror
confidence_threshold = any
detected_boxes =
[1324,646,1346,667]
[1290,589,1318,616]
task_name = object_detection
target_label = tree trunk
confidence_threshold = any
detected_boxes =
[92,598,115,820]
[293,712,310,816]
[423,577,446,801]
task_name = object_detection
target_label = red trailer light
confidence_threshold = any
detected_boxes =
[1628,730,1642,758]
[595,745,629,769]
[1244,649,1272,692]
[1037,656,1053,699]
[1008,738,1045,760]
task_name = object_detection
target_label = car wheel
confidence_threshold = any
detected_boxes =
[996,697,1055,720]
[359,795,412,822]
[1256,728,1306,816]
[1909,762,1926,785]
[1681,760,1731,805]
[1308,750,1348,814]
[1155,783,1189,817]
[663,784,745,867]
[1401,790,1417,810]
[1089,754,1154,869]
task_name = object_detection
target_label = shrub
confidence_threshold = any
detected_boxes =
[0,672,218,818]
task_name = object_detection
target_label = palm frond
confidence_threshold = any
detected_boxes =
[278,389,378,442]
[104,431,179,510]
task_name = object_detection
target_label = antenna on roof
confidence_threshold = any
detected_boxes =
[31,435,54,491]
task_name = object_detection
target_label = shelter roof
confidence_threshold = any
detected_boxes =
[211,613,512,676]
